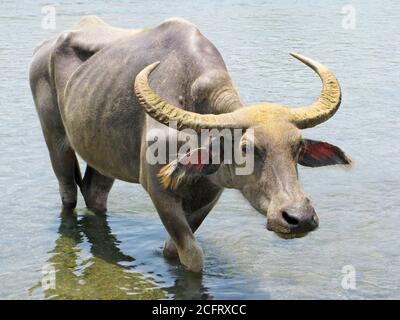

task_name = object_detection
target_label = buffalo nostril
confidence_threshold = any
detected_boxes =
[312,215,319,226]
[282,211,299,226]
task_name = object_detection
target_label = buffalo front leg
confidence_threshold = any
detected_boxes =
[80,165,114,214]
[151,196,204,272]
[163,205,214,261]
[164,187,222,260]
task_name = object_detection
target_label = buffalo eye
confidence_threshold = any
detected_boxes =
[242,143,264,159]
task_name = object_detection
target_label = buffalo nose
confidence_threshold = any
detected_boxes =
[281,209,319,233]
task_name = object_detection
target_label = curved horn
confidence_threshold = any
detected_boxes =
[134,62,247,132]
[289,53,342,129]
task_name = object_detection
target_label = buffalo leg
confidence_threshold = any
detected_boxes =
[81,166,114,214]
[150,194,204,272]
[164,190,222,259]
[32,79,82,209]
[47,140,81,209]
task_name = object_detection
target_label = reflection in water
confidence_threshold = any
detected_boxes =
[31,209,166,299]
[30,209,212,300]
[167,266,212,300]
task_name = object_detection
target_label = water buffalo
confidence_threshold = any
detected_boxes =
[29,16,351,272]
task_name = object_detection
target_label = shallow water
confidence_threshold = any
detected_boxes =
[1,0,399,299]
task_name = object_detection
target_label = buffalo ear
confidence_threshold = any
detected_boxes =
[158,147,221,189]
[298,139,352,167]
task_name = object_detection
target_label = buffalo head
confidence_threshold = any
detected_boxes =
[134,53,352,238]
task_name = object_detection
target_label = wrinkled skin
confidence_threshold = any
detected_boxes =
[30,16,350,272]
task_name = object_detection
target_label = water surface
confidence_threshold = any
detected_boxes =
[1,0,399,299]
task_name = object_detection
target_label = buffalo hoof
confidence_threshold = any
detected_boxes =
[86,206,107,215]
[178,241,204,273]
[163,238,179,259]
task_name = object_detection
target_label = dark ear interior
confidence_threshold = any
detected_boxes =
[298,139,352,167]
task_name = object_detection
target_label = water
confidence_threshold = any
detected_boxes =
[1,0,399,299]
